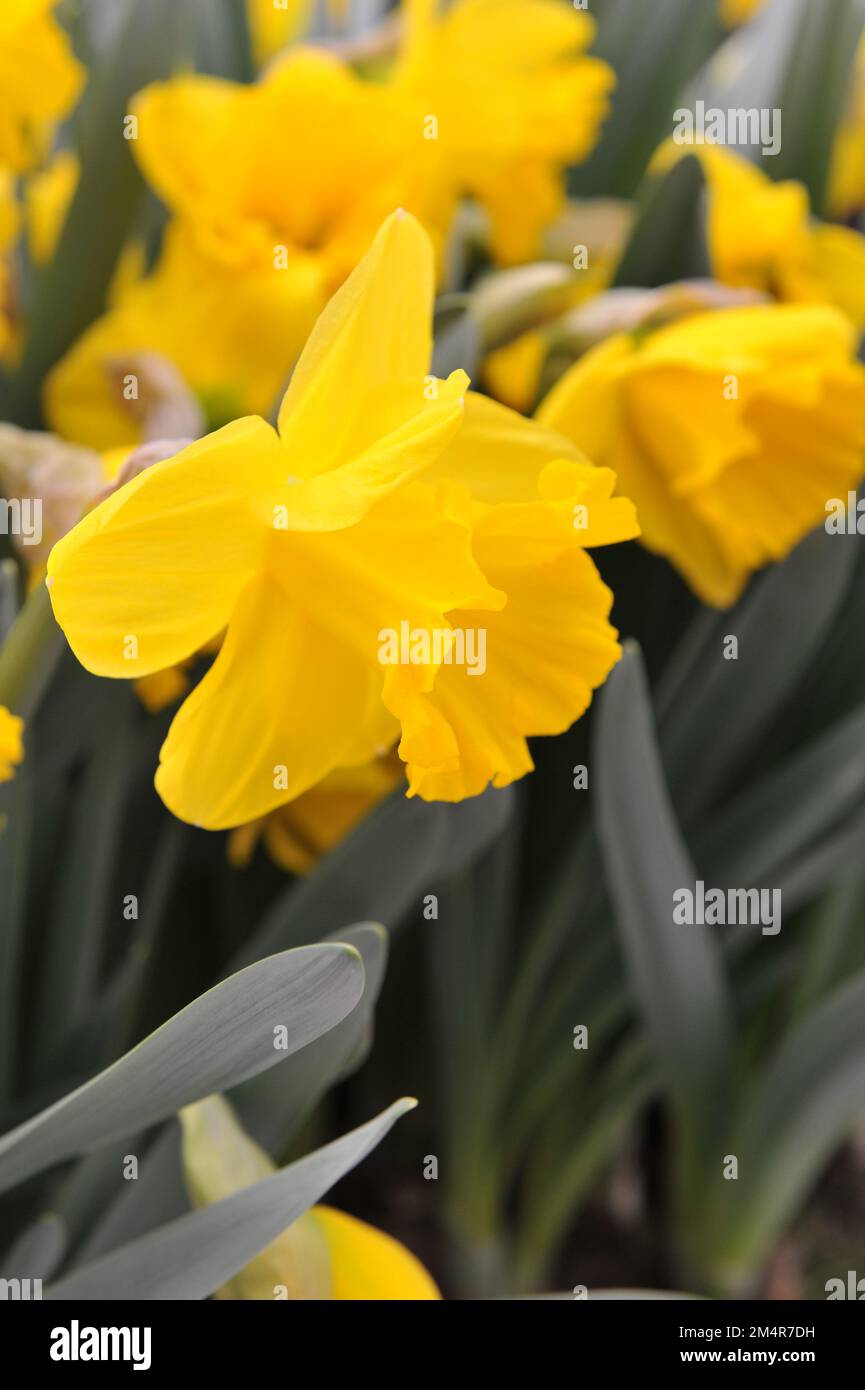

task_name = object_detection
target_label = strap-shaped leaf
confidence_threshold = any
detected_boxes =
[708,971,865,1278]
[46,1100,414,1300]
[233,784,514,962]
[570,0,721,199]
[0,944,364,1196]
[613,155,709,289]
[594,643,732,1106]
[659,529,856,821]
[232,922,389,1152]
[697,702,865,887]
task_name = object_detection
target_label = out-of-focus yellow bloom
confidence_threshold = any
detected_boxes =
[131,52,429,286]
[394,0,614,264]
[0,0,83,170]
[229,751,404,873]
[247,0,311,67]
[0,170,22,359]
[0,172,20,256]
[47,212,637,826]
[654,143,865,330]
[540,303,865,609]
[24,147,78,264]
[829,29,865,220]
[720,0,767,24]
[135,661,195,715]
[0,708,24,782]
[180,1094,439,1300]
[45,223,321,450]
[483,331,550,414]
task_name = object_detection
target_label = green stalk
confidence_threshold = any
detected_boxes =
[0,584,64,721]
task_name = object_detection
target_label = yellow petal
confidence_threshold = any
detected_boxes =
[45,223,324,450]
[310,1206,440,1300]
[180,1096,333,1300]
[270,374,470,532]
[0,1,83,170]
[389,499,629,800]
[541,304,865,608]
[0,707,24,782]
[46,418,279,678]
[132,54,423,281]
[428,389,582,503]
[155,572,397,829]
[277,211,434,471]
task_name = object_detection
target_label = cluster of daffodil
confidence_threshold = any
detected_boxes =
[3,0,865,1298]
[1,0,864,821]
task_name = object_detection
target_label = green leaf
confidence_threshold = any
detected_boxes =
[232,923,389,1153]
[570,0,722,199]
[30,689,141,1081]
[0,1213,66,1282]
[0,560,20,642]
[613,155,709,288]
[0,584,64,722]
[46,1100,414,1299]
[658,528,856,822]
[232,784,514,962]
[696,702,865,888]
[0,944,364,1196]
[707,971,865,1281]
[73,926,388,1262]
[0,747,34,1102]
[594,642,732,1106]
[770,0,865,214]
[432,295,482,380]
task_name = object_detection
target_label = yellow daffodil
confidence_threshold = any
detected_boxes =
[180,1094,439,1300]
[0,0,83,170]
[540,303,865,609]
[229,751,405,873]
[24,147,78,264]
[829,29,865,220]
[720,0,767,24]
[0,707,24,782]
[45,222,321,449]
[247,0,311,68]
[0,170,22,360]
[394,0,614,264]
[654,143,865,330]
[47,211,637,826]
[130,51,430,285]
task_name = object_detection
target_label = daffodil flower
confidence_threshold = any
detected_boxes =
[720,0,767,25]
[246,0,311,68]
[394,0,614,264]
[654,143,865,331]
[180,1094,440,1300]
[228,751,405,874]
[45,222,322,450]
[130,50,429,287]
[0,0,83,170]
[0,707,24,782]
[48,212,637,828]
[540,302,865,608]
